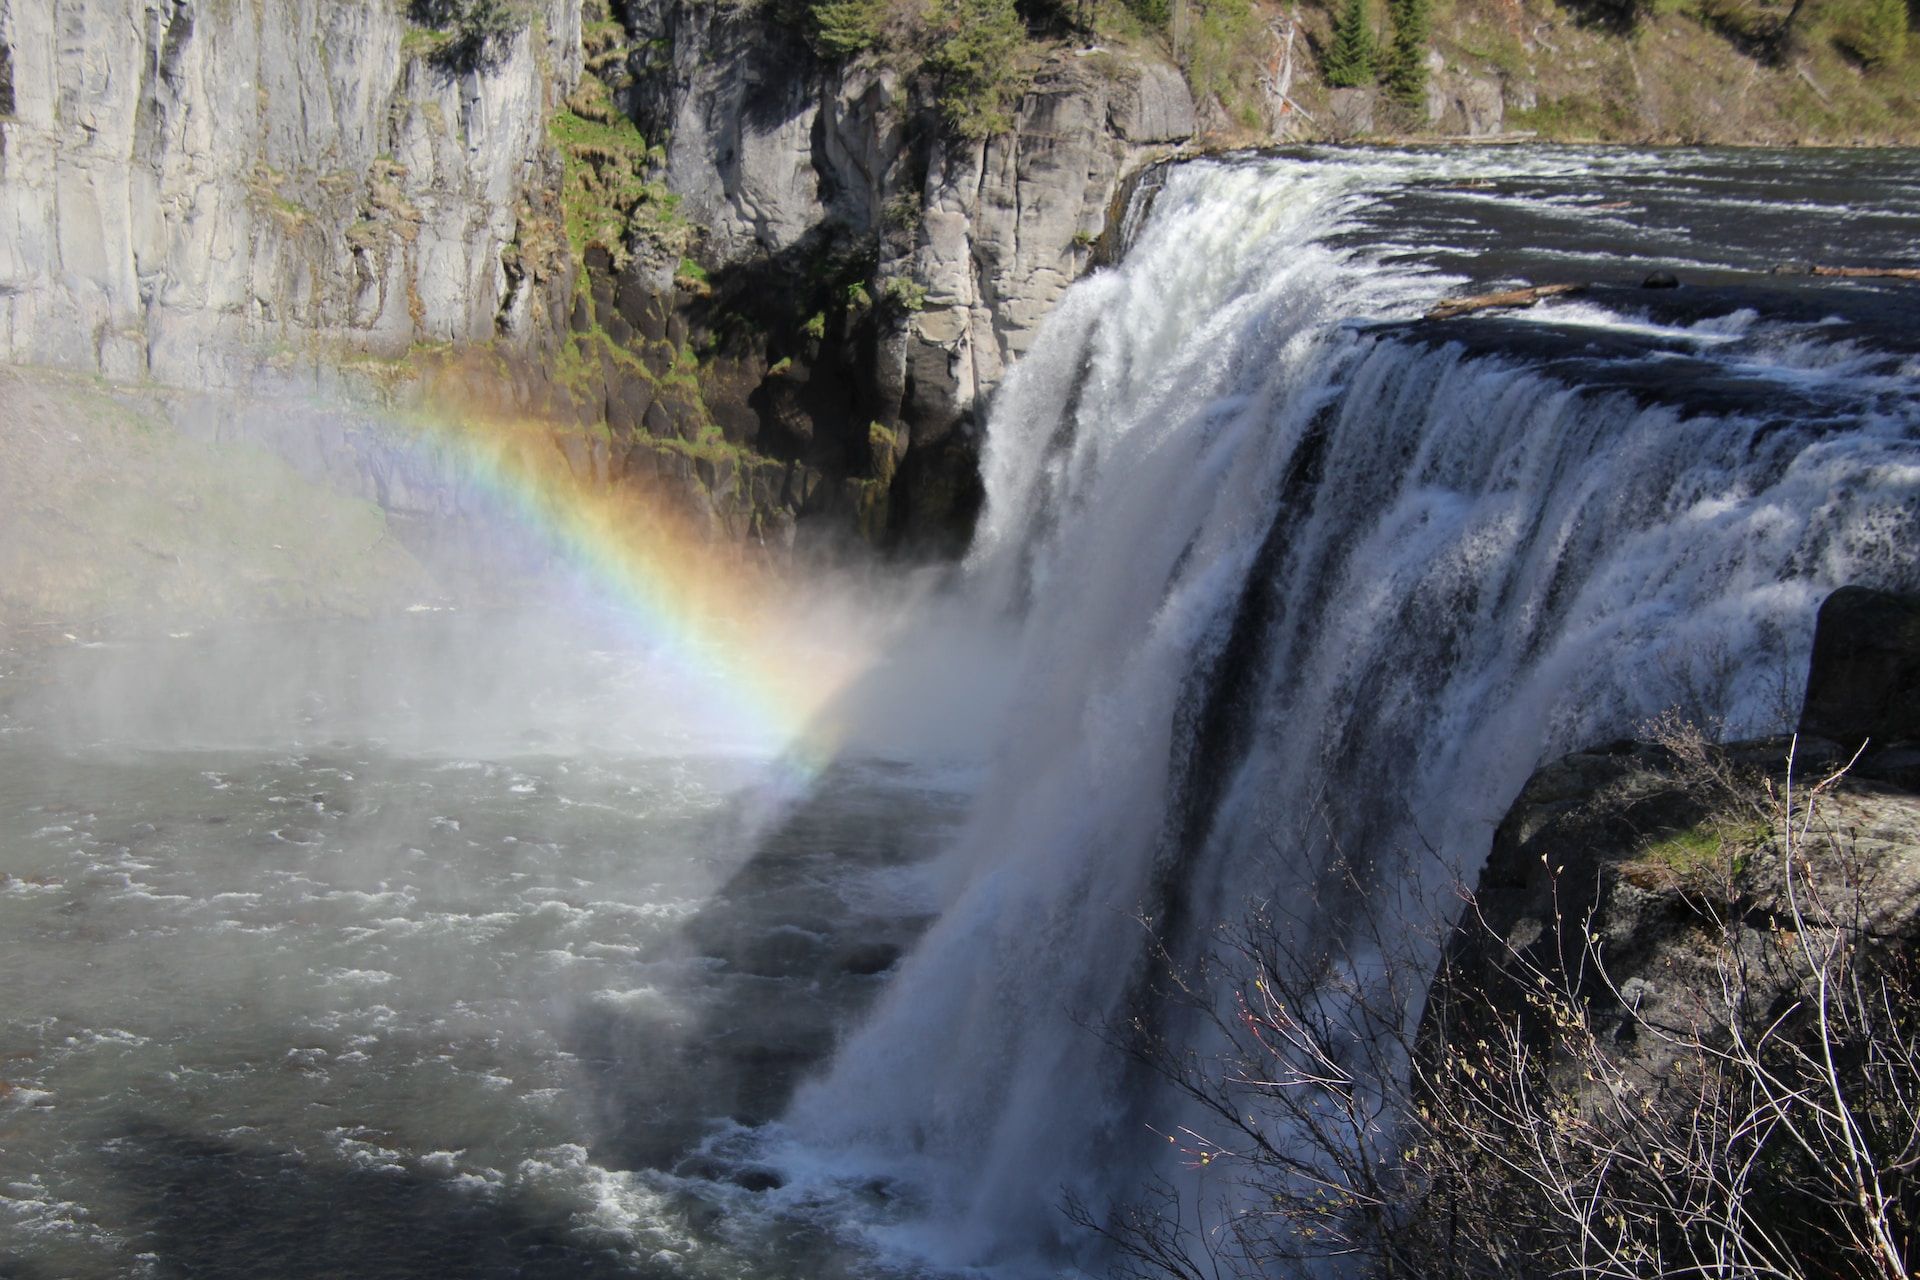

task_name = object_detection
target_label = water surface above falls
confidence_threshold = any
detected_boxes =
[3,146,1919,1280]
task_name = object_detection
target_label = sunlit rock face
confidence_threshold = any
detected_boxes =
[614,8,1198,546]
[0,0,1197,553]
[0,0,583,388]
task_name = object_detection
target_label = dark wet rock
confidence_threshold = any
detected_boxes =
[728,1166,785,1192]
[836,942,902,976]
[720,924,830,979]
[606,379,656,438]
[1799,586,1920,752]
[670,1156,785,1191]
[1431,587,1920,1095]
[1642,269,1680,288]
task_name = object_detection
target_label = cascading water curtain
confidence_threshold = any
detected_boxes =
[767,150,1920,1276]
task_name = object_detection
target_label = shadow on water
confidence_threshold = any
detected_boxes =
[562,760,961,1182]
[76,1119,671,1280]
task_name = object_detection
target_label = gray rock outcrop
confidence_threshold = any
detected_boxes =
[0,0,582,388]
[1425,71,1504,136]
[613,12,1194,543]
[1326,86,1377,139]
[903,53,1195,447]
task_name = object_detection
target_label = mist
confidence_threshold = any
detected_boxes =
[0,364,1011,764]
[0,363,1000,1278]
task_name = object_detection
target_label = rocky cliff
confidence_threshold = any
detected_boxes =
[543,9,1195,549]
[1430,585,1920,1119]
[0,0,1194,555]
[0,0,582,385]
[1406,587,1920,1273]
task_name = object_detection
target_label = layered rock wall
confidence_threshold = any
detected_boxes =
[613,10,1195,541]
[0,0,1194,551]
[0,0,582,387]
[903,55,1193,442]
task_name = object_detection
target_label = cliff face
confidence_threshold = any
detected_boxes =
[0,0,1194,554]
[1432,587,1920,1103]
[898,55,1193,448]
[604,9,1195,546]
[0,0,581,386]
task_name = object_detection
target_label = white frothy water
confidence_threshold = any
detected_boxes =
[766,152,1920,1271]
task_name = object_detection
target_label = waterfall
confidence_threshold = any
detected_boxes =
[773,151,1920,1272]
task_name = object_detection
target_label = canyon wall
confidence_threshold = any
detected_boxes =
[0,0,1194,552]
[0,0,582,385]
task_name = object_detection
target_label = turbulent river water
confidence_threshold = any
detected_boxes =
[3,146,1919,1279]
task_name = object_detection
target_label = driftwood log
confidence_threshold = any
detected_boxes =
[1425,282,1583,321]
[1811,265,1920,281]
[1428,262,1918,324]
[1772,263,1920,281]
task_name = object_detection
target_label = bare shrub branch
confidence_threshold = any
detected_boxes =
[1088,727,1920,1280]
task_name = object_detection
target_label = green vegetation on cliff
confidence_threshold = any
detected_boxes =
[808,0,891,53]
[549,77,687,265]
[404,0,523,72]
[783,0,1915,144]
[926,0,1034,135]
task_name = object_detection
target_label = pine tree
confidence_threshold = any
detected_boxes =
[1382,0,1430,106]
[1323,0,1376,88]
[809,0,886,56]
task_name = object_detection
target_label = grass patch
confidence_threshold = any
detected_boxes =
[1507,89,1639,139]
[1627,816,1771,890]
[548,76,687,265]
[648,427,771,467]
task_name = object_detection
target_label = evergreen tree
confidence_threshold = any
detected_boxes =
[809,0,886,56]
[1382,0,1430,106]
[1323,0,1376,88]
[928,0,1030,137]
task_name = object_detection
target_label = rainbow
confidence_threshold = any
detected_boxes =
[389,405,860,772]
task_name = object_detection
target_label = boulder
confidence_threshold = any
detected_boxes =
[1327,87,1378,139]
[1799,585,1920,750]
[1425,74,1504,136]
[1107,58,1198,144]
